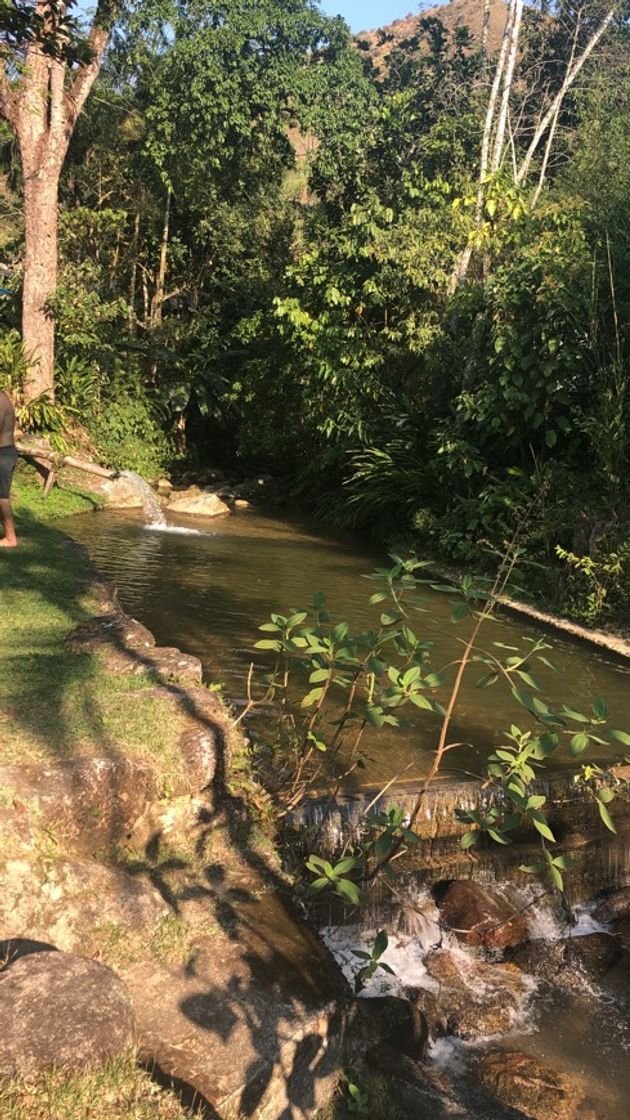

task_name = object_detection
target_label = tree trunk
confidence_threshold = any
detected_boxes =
[151,187,171,327]
[1,1,113,402]
[480,0,491,63]
[21,171,60,400]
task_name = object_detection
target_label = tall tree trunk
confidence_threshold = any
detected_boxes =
[490,0,524,172]
[21,172,60,400]
[480,0,491,63]
[151,187,172,327]
[0,0,113,402]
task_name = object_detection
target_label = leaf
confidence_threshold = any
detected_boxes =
[511,687,537,713]
[550,864,564,891]
[451,602,470,623]
[301,687,324,708]
[597,800,616,834]
[254,639,282,651]
[409,692,434,711]
[526,795,546,810]
[476,671,499,689]
[331,623,349,642]
[592,696,609,719]
[515,669,541,691]
[608,729,630,746]
[309,668,332,683]
[561,706,590,723]
[380,610,402,626]
[597,786,615,804]
[569,732,590,756]
[531,813,555,842]
[487,828,511,845]
[369,591,388,605]
[402,666,422,687]
[259,622,281,632]
[365,705,385,728]
[552,854,575,871]
[545,429,557,448]
[336,878,364,905]
[460,830,479,849]
[373,930,388,959]
[304,873,329,891]
[334,856,359,876]
[288,611,308,627]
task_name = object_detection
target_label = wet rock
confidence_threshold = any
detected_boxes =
[68,613,203,685]
[156,478,173,493]
[360,995,429,1060]
[510,939,567,983]
[167,491,230,518]
[615,916,630,950]
[511,933,621,985]
[568,932,622,977]
[0,951,134,1078]
[121,891,346,1118]
[59,467,143,509]
[424,950,533,1041]
[1,856,169,952]
[476,1049,585,1120]
[179,724,218,790]
[68,612,155,656]
[127,795,208,851]
[0,756,158,851]
[593,887,630,924]
[234,498,251,509]
[437,880,528,950]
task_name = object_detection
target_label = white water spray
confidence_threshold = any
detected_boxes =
[119,470,167,528]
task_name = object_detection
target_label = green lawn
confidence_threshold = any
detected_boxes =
[1,465,184,780]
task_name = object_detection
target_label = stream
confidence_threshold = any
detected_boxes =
[60,505,630,1118]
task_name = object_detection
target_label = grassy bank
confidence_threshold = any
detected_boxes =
[1,464,185,781]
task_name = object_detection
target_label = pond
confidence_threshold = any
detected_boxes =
[59,505,630,790]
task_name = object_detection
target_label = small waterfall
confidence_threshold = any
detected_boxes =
[119,470,166,527]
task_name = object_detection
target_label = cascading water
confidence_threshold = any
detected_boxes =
[119,469,167,527]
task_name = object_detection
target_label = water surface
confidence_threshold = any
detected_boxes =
[60,507,630,788]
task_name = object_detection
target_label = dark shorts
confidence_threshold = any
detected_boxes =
[0,445,17,499]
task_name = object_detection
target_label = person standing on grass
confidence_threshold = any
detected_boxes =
[0,389,18,547]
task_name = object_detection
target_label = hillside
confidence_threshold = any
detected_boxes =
[358,0,509,70]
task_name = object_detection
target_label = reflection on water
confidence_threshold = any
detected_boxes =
[59,507,630,789]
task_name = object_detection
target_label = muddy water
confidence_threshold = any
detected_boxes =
[60,506,630,789]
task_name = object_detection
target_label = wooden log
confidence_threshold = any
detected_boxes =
[15,440,117,481]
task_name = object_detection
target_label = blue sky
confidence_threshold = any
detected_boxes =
[320,0,421,34]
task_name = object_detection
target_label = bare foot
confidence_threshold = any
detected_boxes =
[0,538,17,548]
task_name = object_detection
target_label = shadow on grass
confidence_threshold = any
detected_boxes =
[0,508,347,1115]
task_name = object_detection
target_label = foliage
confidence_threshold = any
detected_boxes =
[249,553,630,987]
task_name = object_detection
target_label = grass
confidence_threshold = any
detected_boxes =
[0,465,186,786]
[0,1054,204,1119]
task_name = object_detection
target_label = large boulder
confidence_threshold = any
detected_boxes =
[423,950,533,1041]
[0,951,135,1078]
[436,880,528,950]
[167,491,230,518]
[1,856,169,952]
[360,996,429,1061]
[476,1049,586,1120]
[511,933,622,986]
[0,756,158,851]
[593,887,630,924]
[68,612,203,685]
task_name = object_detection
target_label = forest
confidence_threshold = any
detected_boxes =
[1,0,629,622]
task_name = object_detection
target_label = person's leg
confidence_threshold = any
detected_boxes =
[0,497,17,547]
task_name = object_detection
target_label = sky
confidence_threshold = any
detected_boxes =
[319,0,421,34]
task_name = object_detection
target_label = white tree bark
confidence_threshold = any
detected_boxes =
[490,0,524,172]
[516,6,616,186]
